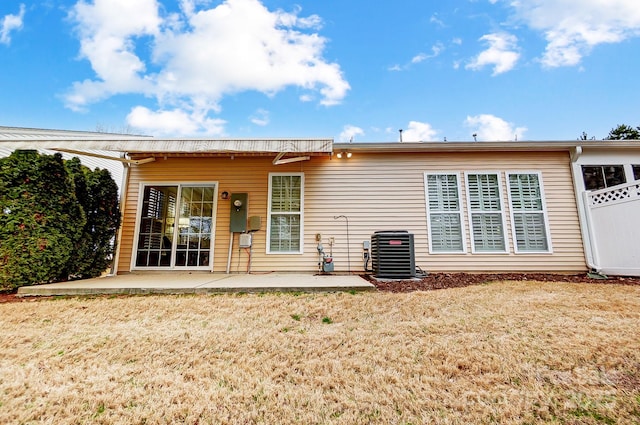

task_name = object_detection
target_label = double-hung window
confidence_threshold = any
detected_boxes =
[506,172,552,253]
[424,173,466,253]
[267,173,303,253]
[465,172,507,253]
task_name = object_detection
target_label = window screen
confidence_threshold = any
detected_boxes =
[466,173,506,252]
[507,173,550,252]
[425,173,465,252]
[268,174,303,253]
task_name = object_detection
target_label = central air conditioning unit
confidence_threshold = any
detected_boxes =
[371,231,416,279]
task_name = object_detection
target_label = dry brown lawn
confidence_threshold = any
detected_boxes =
[1,281,639,424]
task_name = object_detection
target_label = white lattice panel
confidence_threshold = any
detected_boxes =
[588,182,640,208]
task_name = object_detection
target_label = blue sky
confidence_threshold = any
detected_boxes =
[1,0,640,142]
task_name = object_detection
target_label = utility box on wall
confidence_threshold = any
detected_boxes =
[371,231,416,279]
[248,215,261,232]
[229,193,248,232]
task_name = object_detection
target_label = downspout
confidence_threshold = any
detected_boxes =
[570,146,601,273]
[109,153,131,276]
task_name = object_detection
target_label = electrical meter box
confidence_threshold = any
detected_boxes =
[230,193,248,232]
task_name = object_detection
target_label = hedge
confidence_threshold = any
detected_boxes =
[0,150,120,291]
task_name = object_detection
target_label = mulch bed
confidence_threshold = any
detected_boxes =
[364,272,640,293]
[0,293,40,304]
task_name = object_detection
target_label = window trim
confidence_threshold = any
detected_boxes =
[464,171,509,254]
[266,172,304,254]
[506,171,553,254]
[424,172,467,254]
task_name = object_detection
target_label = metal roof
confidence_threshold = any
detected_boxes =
[334,140,640,152]
[0,126,152,140]
[0,127,333,154]
[0,144,125,190]
[4,127,639,156]
[0,138,334,154]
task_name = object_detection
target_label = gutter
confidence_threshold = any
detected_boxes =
[52,148,155,165]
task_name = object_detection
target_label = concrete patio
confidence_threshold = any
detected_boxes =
[17,272,376,297]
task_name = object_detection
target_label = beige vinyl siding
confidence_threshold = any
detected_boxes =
[119,156,311,274]
[304,151,584,273]
[117,151,586,274]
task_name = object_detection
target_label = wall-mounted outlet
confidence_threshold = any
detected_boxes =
[239,233,252,248]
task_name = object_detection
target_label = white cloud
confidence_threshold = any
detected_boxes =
[127,106,226,137]
[250,108,269,126]
[464,114,527,141]
[414,44,444,64]
[338,125,364,142]
[66,0,161,108]
[508,0,640,67]
[299,94,314,102]
[1,4,25,45]
[466,32,520,75]
[411,53,428,64]
[430,14,445,28]
[390,43,444,71]
[65,0,349,135]
[401,121,439,142]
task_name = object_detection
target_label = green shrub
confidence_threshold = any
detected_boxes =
[0,151,120,291]
[64,158,121,279]
[0,151,83,290]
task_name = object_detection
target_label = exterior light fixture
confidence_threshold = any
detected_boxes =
[336,151,352,159]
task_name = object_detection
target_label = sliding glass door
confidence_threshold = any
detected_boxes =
[175,186,215,267]
[135,184,216,270]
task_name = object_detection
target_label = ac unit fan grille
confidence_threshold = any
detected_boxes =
[371,231,416,279]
